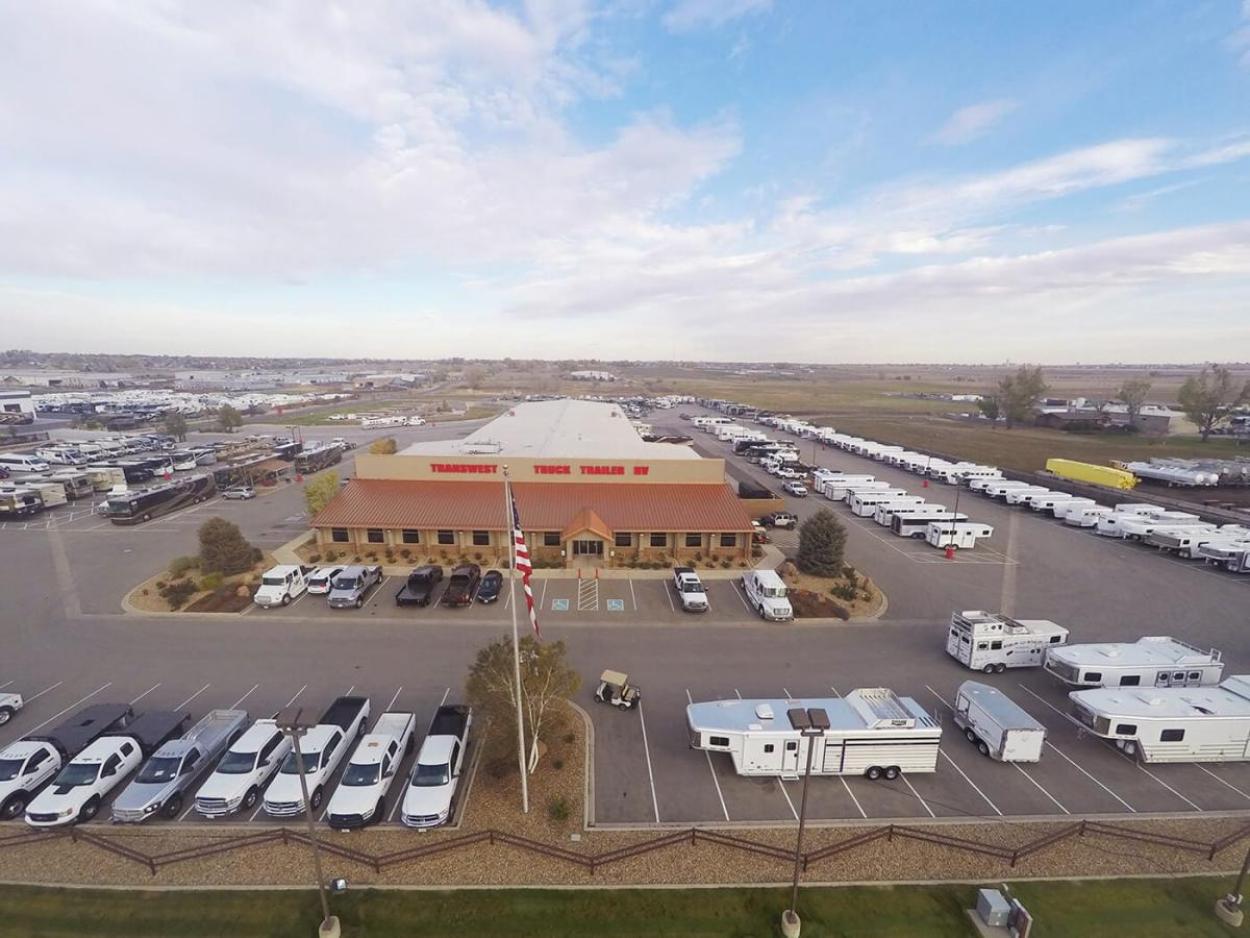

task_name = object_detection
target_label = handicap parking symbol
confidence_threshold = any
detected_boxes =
[606,599,625,612]
[551,598,570,612]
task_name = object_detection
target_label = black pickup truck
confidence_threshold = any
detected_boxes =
[440,563,481,607]
[395,565,444,607]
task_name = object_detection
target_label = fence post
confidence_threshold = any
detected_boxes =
[887,824,894,843]
[691,827,697,846]
[1078,819,1087,838]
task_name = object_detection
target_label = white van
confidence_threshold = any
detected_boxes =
[0,453,50,473]
[740,570,793,621]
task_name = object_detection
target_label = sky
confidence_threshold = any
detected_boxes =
[2,0,1250,363]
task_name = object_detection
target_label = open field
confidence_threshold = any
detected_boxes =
[0,878,1238,938]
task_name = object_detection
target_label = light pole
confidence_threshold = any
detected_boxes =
[277,706,339,938]
[782,706,830,938]
[1216,842,1250,926]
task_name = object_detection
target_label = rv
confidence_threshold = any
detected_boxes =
[1044,636,1224,688]
[1070,675,1250,764]
[686,690,941,780]
[847,489,911,516]
[85,465,127,492]
[104,474,216,525]
[21,482,67,509]
[0,488,43,517]
[46,472,95,500]
[891,511,968,538]
[953,682,1046,762]
[926,521,994,549]
[945,610,1069,673]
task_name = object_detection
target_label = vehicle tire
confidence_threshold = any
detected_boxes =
[405,735,415,756]
[310,787,323,810]
[141,513,151,522]
[1,792,28,820]
[994,663,1007,674]
[373,798,385,825]
[982,664,994,674]
[281,594,290,606]
[0,706,13,726]
[884,766,900,781]
[163,794,183,819]
[355,598,363,609]
[865,765,883,781]
[242,787,259,810]
[78,796,100,823]
[977,741,990,757]
[964,728,977,743]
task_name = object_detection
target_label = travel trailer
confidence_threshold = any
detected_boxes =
[1044,636,1224,688]
[945,610,1069,673]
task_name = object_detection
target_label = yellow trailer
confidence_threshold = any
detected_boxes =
[1045,458,1137,490]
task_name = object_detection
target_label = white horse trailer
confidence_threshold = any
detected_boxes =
[926,521,993,549]
[1146,527,1233,558]
[981,481,1032,498]
[891,511,968,537]
[946,610,1069,673]
[953,682,1046,762]
[1064,505,1114,528]
[847,489,911,516]
[1043,636,1224,688]
[686,691,941,781]
[872,499,932,526]
[1070,676,1250,764]
[1199,542,1250,573]
[1029,492,1076,515]
[1051,497,1096,521]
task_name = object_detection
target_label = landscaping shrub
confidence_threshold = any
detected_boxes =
[323,549,338,562]
[547,796,571,822]
[308,553,322,564]
[552,757,564,770]
[159,578,198,610]
[199,572,224,591]
[168,555,198,578]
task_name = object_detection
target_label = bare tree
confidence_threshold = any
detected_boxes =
[1177,366,1249,441]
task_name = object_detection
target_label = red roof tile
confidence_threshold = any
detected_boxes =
[311,479,754,532]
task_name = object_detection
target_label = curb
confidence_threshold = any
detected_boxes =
[566,699,595,830]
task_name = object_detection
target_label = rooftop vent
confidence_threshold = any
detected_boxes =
[755,704,774,721]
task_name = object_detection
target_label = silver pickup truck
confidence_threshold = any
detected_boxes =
[112,709,249,822]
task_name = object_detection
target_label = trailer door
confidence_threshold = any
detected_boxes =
[821,738,844,774]
[782,739,800,775]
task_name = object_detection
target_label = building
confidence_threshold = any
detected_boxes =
[0,390,35,425]
[310,399,755,567]
[569,370,617,382]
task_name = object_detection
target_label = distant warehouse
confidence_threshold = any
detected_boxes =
[311,399,754,567]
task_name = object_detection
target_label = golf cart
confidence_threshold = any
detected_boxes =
[594,670,641,710]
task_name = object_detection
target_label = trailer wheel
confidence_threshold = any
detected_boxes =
[982,664,995,674]
[994,663,1007,674]
[864,766,882,781]
[0,706,13,726]
[964,728,977,743]
[884,766,900,780]
[977,741,990,757]
[163,794,183,819]
[1,792,27,820]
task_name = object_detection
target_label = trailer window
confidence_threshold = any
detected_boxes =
[1083,672,1102,683]
[1049,635,1063,643]
[1119,676,1141,687]
[1187,672,1201,682]
[1160,729,1185,742]
[976,642,987,651]
[708,736,730,748]
[1173,672,1186,682]
[1114,723,1137,735]
[763,744,774,754]
[990,641,1002,650]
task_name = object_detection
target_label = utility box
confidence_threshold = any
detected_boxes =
[976,888,1011,928]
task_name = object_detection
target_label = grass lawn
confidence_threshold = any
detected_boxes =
[0,878,1238,938]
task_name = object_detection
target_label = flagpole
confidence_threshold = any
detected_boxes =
[502,466,530,814]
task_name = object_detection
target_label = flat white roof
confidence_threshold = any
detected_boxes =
[1048,636,1219,668]
[402,399,698,460]
[1071,676,1250,719]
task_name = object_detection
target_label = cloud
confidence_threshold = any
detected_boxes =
[929,99,1019,145]
[662,0,771,33]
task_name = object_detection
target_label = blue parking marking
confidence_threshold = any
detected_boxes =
[607,599,625,612]
[551,598,570,612]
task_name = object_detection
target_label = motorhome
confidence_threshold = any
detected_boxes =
[103,474,216,525]
[21,482,67,509]
[891,510,968,538]
[871,499,932,526]
[953,682,1046,762]
[945,610,1069,673]
[926,521,994,549]
[0,488,43,517]
[85,465,127,492]
[847,489,911,516]
[1063,505,1114,528]
[1044,636,1224,688]
[686,690,941,780]
[46,472,94,500]
[1070,675,1250,764]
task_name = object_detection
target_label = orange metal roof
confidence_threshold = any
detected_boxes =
[561,507,612,542]
[311,479,754,533]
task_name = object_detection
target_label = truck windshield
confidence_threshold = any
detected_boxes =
[764,587,787,598]
[680,581,701,593]
[341,762,380,786]
[280,751,321,774]
[216,751,257,774]
[333,577,359,591]
[136,756,182,784]
[411,762,450,787]
[261,576,286,586]
[55,763,101,787]
[0,758,22,782]
[104,500,135,516]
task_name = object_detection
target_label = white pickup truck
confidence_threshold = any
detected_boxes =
[253,564,313,608]
[401,705,472,829]
[671,567,709,613]
[326,711,416,829]
[264,696,371,816]
[194,719,292,817]
[0,692,23,726]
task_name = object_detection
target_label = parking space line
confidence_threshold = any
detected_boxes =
[179,802,197,821]
[628,577,637,612]
[284,685,308,708]
[777,778,799,821]
[937,750,1001,816]
[248,801,265,822]
[24,683,112,735]
[128,683,162,706]
[539,580,548,608]
[900,774,936,818]
[344,685,356,697]
[686,689,729,822]
[782,687,792,699]
[23,681,64,703]
[827,683,868,818]
[636,699,661,824]
[663,581,675,613]
[174,683,212,711]
[231,684,260,709]
[385,686,404,712]
[1195,765,1250,802]
[730,580,751,613]
[0,681,11,690]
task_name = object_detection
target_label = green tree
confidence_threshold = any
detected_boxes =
[976,395,1001,424]
[466,634,581,774]
[369,436,397,455]
[1117,378,1153,427]
[1177,366,1249,441]
[216,404,243,433]
[197,517,257,575]
[303,471,340,516]
[163,412,189,442]
[464,365,488,390]
[796,508,847,578]
[997,365,1048,429]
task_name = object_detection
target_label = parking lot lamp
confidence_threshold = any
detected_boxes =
[1216,842,1250,926]
[277,706,338,938]
[782,706,830,938]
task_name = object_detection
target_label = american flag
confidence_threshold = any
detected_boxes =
[511,495,541,638]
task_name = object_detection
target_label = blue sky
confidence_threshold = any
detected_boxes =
[2,0,1249,361]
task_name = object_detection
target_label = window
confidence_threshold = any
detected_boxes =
[1119,675,1141,686]
[120,742,134,757]
[785,741,798,751]
[1049,635,1063,643]
[401,529,420,545]
[183,750,200,772]
[763,744,775,754]
[437,530,455,545]
[472,530,490,546]
[1114,723,1138,735]
[614,532,631,548]
[650,533,667,548]
[366,529,384,544]
[1188,671,1201,681]
[990,641,1002,650]
[331,528,349,543]
[708,735,730,748]
[1083,672,1102,683]
[685,533,702,548]
[976,642,987,651]
[543,531,560,547]
[1160,729,1185,742]
[27,750,48,771]
[720,533,736,548]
